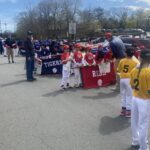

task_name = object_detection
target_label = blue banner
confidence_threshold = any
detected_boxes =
[41,55,62,75]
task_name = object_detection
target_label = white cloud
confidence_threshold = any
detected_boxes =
[137,0,150,5]
[127,5,150,11]
[127,5,143,11]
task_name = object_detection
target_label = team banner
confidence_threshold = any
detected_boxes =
[80,62,116,89]
[41,55,62,75]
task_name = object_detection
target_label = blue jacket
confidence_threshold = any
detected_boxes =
[110,37,126,59]
[24,38,35,58]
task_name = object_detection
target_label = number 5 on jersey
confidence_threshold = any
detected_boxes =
[123,65,129,73]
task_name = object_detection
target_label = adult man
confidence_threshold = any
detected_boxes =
[105,32,126,91]
[24,31,36,81]
[5,35,16,63]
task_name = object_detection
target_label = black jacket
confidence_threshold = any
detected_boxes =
[24,38,35,58]
[5,38,15,48]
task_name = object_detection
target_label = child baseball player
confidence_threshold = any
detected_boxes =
[73,43,83,87]
[130,49,150,150]
[61,45,72,89]
[83,45,96,66]
[117,47,138,117]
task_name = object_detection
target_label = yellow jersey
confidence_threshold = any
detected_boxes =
[130,67,150,99]
[130,68,140,97]
[132,56,140,65]
[117,58,137,78]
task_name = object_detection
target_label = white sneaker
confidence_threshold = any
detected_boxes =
[61,85,66,90]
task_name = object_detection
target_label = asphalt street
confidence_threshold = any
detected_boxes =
[0,55,147,150]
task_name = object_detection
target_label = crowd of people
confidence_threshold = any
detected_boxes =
[0,30,150,150]
[57,32,150,150]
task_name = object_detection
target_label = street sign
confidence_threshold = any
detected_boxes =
[69,22,76,35]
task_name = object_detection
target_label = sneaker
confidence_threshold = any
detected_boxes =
[126,110,131,118]
[8,60,11,64]
[131,143,140,148]
[32,77,37,81]
[66,83,72,88]
[27,78,37,82]
[27,79,34,82]
[79,83,83,87]
[120,108,126,116]
[74,84,79,88]
[61,85,66,90]
[12,61,14,63]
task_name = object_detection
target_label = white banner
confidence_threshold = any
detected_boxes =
[69,22,76,34]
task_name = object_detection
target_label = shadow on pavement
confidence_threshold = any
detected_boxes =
[99,116,130,135]
[126,146,139,150]
[0,61,24,66]
[38,74,61,79]
[15,74,25,76]
[0,79,27,87]
[43,89,66,97]
[83,91,119,100]
[43,87,86,97]
[126,147,137,150]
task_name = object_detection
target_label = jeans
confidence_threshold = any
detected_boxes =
[26,57,34,80]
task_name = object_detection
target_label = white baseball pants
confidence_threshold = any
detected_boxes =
[131,97,150,150]
[120,78,132,110]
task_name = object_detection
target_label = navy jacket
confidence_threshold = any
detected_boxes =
[24,38,35,58]
[5,38,15,48]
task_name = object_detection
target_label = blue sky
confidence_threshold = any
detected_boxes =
[0,0,150,32]
[84,0,150,9]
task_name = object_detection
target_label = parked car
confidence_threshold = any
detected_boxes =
[121,37,150,49]
[92,37,105,44]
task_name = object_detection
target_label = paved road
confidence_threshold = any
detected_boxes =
[0,55,145,150]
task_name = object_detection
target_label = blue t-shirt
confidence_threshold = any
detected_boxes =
[110,37,126,59]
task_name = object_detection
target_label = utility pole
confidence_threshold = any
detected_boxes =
[0,20,2,36]
[4,22,7,31]
[148,16,150,31]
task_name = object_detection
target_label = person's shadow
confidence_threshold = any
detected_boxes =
[83,91,119,100]
[126,146,139,150]
[42,87,85,97]
[99,115,130,135]
[0,79,26,88]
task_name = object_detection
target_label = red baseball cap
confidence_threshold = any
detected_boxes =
[74,43,81,49]
[63,45,69,50]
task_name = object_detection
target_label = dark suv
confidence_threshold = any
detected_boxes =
[121,37,150,49]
